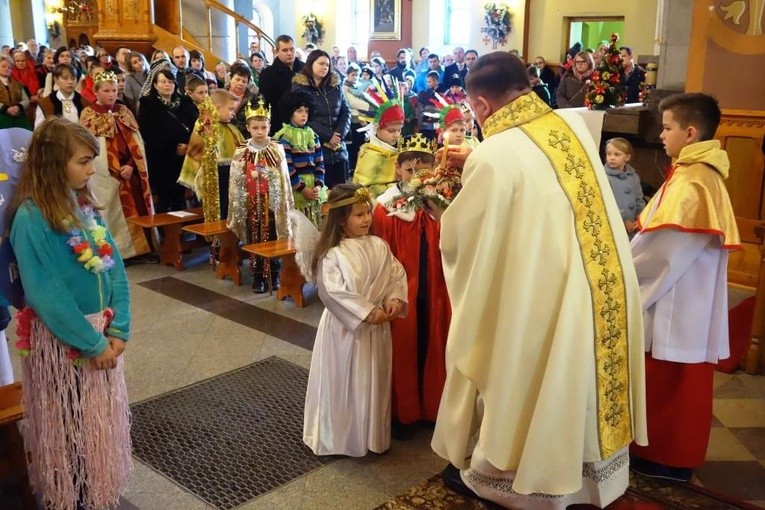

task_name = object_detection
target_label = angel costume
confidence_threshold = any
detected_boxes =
[228,139,295,285]
[303,235,408,457]
[81,102,153,259]
[432,92,646,509]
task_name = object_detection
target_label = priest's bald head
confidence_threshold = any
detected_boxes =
[465,52,531,127]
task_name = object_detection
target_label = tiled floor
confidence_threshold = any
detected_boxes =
[6,252,765,509]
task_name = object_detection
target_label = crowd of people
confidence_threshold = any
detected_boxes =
[0,33,734,510]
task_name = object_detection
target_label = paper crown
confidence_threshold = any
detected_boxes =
[398,133,437,156]
[244,97,271,121]
[94,70,117,85]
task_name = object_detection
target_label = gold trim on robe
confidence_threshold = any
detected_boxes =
[483,92,633,459]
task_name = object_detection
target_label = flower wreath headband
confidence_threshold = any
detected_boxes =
[326,187,373,210]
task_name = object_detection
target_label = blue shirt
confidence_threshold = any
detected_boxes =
[10,200,131,357]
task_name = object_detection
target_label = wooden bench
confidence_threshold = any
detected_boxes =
[0,382,34,509]
[242,239,306,308]
[182,220,242,285]
[128,207,204,270]
[728,218,765,374]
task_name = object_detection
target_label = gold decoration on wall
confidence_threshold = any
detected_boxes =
[720,0,764,35]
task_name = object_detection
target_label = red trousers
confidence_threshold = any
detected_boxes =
[630,354,714,468]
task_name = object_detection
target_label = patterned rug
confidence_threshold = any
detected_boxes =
[130,356,335,510]
[374,473,761,509]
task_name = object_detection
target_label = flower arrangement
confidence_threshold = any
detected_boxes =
[584,32,626,110]
[302,13,324,45]
[386,164,462,213]
[481,3,512,49]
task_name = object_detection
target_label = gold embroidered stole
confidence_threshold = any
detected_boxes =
[483,93,633,458]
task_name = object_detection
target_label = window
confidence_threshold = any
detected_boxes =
[444,0,470,45]
[351,0,371,50]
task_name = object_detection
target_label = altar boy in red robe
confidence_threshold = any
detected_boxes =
[373,133,451,434]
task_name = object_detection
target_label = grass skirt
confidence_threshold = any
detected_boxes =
[20,310,132,510]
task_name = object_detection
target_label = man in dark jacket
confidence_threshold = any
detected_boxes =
[441,47,468,91]
[260,35,305,135]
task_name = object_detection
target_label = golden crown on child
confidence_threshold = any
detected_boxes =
[398,133,437,156]
[244,98,271,121]
[94,71,118,84]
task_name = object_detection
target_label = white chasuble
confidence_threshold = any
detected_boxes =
[431,93,647,507]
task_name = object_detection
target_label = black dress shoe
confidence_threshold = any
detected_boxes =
[630,456,693,482]
[391,421,414,441]
[252,278,267,294]
[441,464,479,499]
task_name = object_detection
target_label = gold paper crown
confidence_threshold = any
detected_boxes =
[94,70,118,85]
[398,133,437,156]
[327,187,373,210]
[244,98,271,121]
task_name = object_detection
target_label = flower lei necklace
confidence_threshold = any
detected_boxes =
[66,204,115,273]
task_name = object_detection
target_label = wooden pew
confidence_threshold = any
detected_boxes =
[242,239,306,308]
[182,220,242,285]
[0,382,34,509]
[728,218,765,374]
[128,207,204,270]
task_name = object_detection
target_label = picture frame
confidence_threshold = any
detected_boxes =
[370,0,401,40]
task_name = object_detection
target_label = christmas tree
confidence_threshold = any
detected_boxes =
[585,32,626,110]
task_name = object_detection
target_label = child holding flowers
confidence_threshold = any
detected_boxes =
[373,133,452,433]
[9,118,132,510]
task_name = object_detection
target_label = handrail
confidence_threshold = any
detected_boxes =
[201,0,276,51]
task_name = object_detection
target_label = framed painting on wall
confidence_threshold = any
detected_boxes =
[370,0,401,40]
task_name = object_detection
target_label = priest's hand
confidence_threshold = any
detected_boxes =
[119,165,134,179]
[423,199,445,221]
[436,145,472,169]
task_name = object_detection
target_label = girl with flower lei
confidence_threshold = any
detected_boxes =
[8,117,132,510]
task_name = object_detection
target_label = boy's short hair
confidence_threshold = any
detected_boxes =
[185,74,206,91]
[397,151,436,166]
[658,93,721,141]
[426,71,440,81]
[605,137,633,155]
[53,63,76,80]
[210,88,237,106]
[246,115,270,125]
[526,65,540,78]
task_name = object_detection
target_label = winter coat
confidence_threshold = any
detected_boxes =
[556,70,589,108]
[292,71,351,166]
[260,57,305,134]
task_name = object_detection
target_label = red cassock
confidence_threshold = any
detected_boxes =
[373,203,451,424]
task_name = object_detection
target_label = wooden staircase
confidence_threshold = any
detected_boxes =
[153,0,275,65]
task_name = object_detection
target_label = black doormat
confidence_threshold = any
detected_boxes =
[130,356,335,509]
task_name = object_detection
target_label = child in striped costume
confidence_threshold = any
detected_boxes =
[273,90,328,228]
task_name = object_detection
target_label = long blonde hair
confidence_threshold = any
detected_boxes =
[9,118,101,232]
[310,183,373,278]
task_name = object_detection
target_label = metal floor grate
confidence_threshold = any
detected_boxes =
[130,356,334,509]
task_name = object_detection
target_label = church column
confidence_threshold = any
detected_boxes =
[0,0,13,47]
[654,0,692,89]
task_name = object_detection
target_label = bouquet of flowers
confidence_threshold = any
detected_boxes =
[584,32,626,110]
[481,3,512,49]
[386,165,462,213]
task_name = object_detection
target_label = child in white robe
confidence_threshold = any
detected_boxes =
[303,183,408,457]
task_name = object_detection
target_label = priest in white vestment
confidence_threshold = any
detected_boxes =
[429,52,647,509]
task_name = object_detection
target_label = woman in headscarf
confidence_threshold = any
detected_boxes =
[138,59,198,212]
[0,54,32,129]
